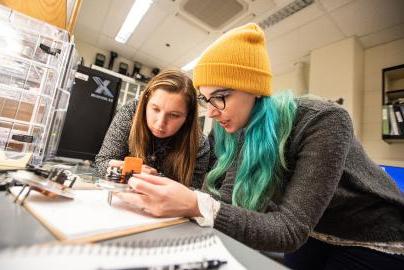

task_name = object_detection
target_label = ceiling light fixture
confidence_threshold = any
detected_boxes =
[258,0,314,30]
[181,56,201,72]
[115,0,153,44]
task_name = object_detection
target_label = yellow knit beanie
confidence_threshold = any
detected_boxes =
[193,23,272,96]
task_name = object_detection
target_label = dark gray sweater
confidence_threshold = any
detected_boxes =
[209,98,404,252]
[95,100,210,189]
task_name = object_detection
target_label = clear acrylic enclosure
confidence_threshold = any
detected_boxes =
[0,5,78,166]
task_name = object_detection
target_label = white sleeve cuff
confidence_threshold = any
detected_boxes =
[192,191,221,227]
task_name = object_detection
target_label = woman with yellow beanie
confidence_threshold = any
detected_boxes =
[123,23,404,269]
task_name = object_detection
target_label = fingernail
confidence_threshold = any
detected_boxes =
[128,178,140,190]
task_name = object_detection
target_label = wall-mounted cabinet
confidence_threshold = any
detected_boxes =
[382,64,404,143]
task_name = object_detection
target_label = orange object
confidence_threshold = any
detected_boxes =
[122,157,143,176]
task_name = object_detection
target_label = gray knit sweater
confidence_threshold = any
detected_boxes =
[208,98,404,252]
[94,100,210,189]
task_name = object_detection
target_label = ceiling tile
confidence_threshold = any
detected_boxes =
[330,0,404,37]
[153,0,180,15]
[318,0,354,12]
[222,13,259,33]
[268,30,303,67]
[125,4,170,49]
[298,16,345,53]
[272,0,295,7]
[170,37,218,68]
[263,3,324,40]
[101,0,134,38]
[74,24,100,45]
[248,0,277,16]
[360,23,404,48]
[139,14,209,64]
[75,0,112,32]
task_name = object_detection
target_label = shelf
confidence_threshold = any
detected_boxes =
[376,159,404,167]
[0,51,62,72]
[0,60,58,90]
[382,135,404,143]
[385,89,404,105]
[386,89,404,94]
[382,65,404,142]
[383,64,404,106]
[0,84,53,100]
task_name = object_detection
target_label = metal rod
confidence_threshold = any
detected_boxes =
[108,191,112,206]
[20,187,32,205]
[68,177,77,188]
[14,184,27,203]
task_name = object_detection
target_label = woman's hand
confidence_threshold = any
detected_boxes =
[108,160,158,175]
[115,173,201,218]
[108,159,123,168]
[141,165,158,175]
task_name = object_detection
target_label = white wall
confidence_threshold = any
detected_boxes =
[309,37,364,137]
[272,62,309,96]
[306,36,404,166]
[362,38,404,166]
[75,39,153,77]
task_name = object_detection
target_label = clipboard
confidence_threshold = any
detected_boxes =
[9,187,188,243]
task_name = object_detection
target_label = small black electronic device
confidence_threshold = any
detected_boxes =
[118,62,128,75]
[95,53,106,67]
[108,51,118,70]
[131,61,142,77]
[151,68,160,76]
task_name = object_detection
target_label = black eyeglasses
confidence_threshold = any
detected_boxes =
[197,88,235,110]
[197,95,226,110]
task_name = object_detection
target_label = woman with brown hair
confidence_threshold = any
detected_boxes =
[95,69,210,189]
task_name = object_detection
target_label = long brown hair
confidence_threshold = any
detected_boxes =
[128,70,200,187]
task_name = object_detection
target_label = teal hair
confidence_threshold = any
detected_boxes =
[205,91,297,211]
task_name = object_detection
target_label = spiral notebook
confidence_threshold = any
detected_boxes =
[9,186,187,243]
[0,234,246,270]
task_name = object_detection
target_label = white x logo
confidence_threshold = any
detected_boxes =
[93,76,114,98]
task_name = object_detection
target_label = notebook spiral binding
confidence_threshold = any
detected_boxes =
[3,233,218,258]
